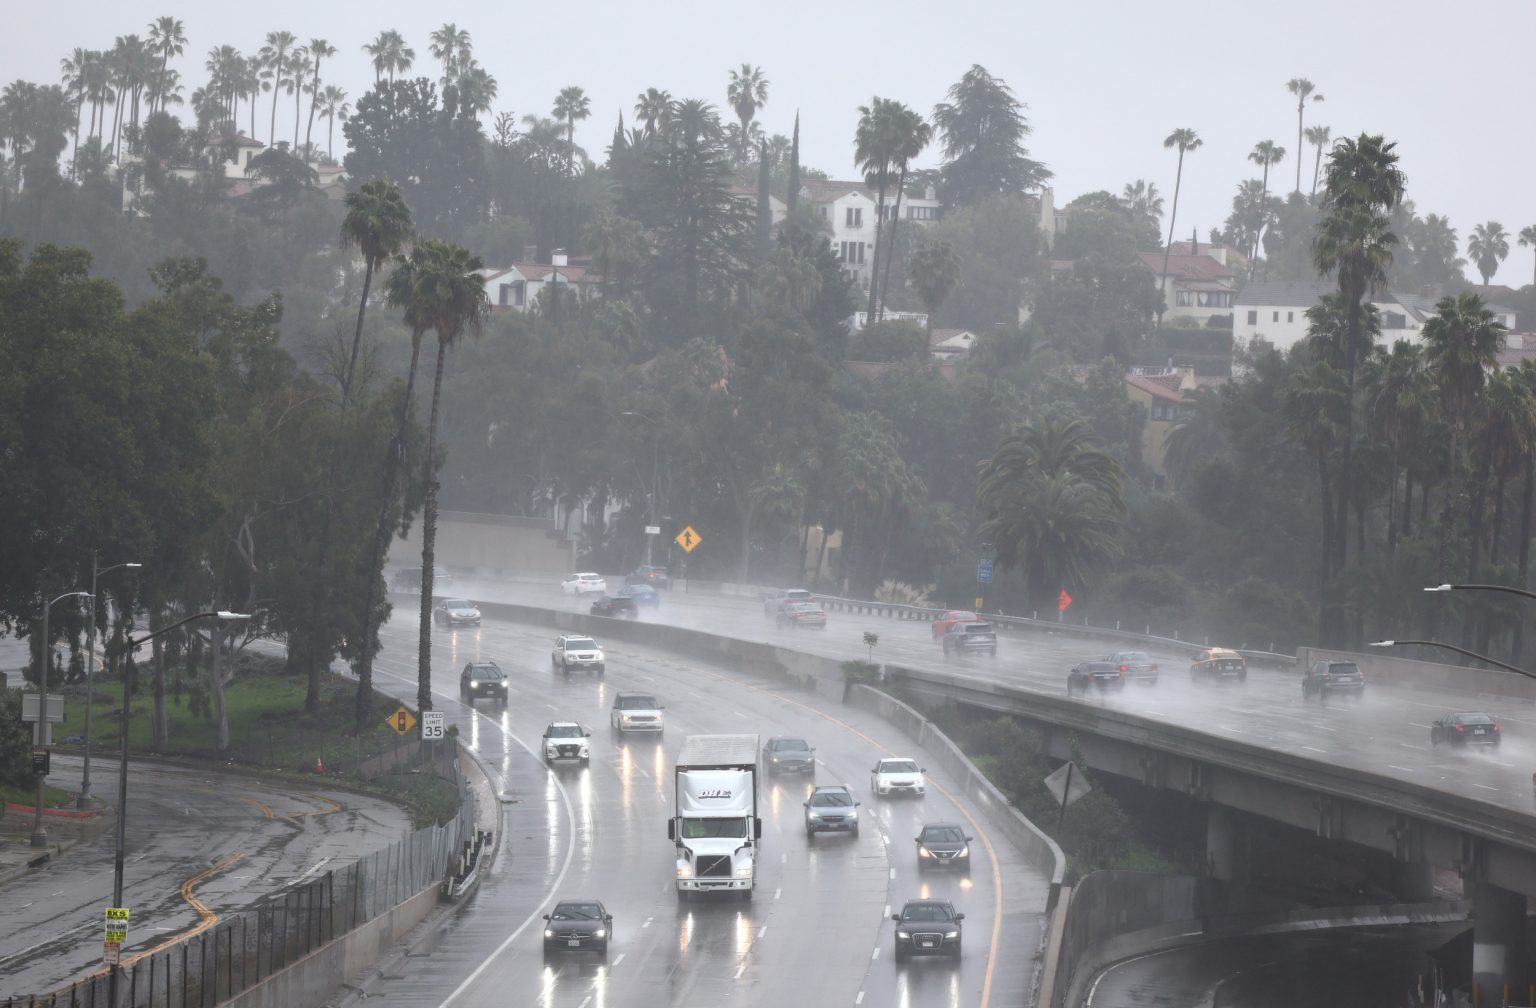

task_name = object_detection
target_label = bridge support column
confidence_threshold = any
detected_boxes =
[1389,860,1436,902]
[1473,882,1526,1004]
[1204,806,1249,883]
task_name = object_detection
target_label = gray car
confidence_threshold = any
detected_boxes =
[804,784,860,838]
[764,736,815,776]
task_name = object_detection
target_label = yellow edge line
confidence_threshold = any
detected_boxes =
[240,798,276,818]
[694,669,1005,1008]
[87,852,247,978]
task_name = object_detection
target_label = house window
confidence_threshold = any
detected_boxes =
[1287,311,1294,322]
[1151,403,1176,421]
[1383,311,1407,329]
[498,283,513,307]
[1247,310,1258,325]
[907,205,937,221]
[511,281,526,307]
[838,241,866,265]
[1272,311,1280,322]
[1176,291,1194,307]
[818,206,829,219]
[845,207,863,227]
[1198,291,1232,308]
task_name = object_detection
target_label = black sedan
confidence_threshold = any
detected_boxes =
[915,822,972,872]
[891,899,964,961]
[589,595,639,619]
[1068,661,1125,695]
[542,899,612,955]
[1430,712,1501,748]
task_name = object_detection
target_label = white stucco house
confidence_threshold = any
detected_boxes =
[1136,251,1237,324]
[799,179,945,289]
[1234,281,1519,353]
[478,252,601,313]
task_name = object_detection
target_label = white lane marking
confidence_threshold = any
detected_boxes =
[1302,746,1328,753]
[781,853,786,864]
[1144,709,1167,717]
[17,902,32,910]
[881,833,889,845]
[889,868,896,880]
[734,965,745,980]
[856,993,866,1004]
[758,925,767,938]
[1471,783,1499,791]
[291,857,332,886]
[733,711,748,719]
[577,997,591,1008]
[1401,743,1425,750]
[1220,726,1244,734]
[687,691,702,698]
[774,887,782,900]
[884,904,890,917]
[1313,726,1338,733]
[612,953,625,966]
[1490,760,1514,768]
[642,916,653,929]
[1387,765,1417,773]
[1086,943,1201,1004]
[1409,723,1432,729]
[871,947,881,960]
[544,703,558,711]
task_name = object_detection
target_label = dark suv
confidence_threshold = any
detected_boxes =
[1302,660,1365,700]
[891,900,964,961]
[627,565,672,589]
[460,661,507,706]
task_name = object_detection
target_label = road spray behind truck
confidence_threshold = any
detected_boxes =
[668,734,762,899]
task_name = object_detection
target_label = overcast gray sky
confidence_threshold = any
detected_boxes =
[8,0,1534,288]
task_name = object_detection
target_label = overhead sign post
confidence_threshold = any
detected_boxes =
[675,526,702,554]
[976,559,993,584]
[421,711,445,741]
[386,706,417,737]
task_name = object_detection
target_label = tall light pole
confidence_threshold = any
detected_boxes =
[621,411,662,567]
[79,556,142,808]
[1424,583,1536,604]
[107,610,249,1004]
[32,590,93,847]
[1367,639,1535,681]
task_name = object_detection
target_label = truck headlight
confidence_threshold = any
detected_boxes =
[676,864,692,879]
[918,847,933,858]
[578,746,589,757]
[735,861,755,877]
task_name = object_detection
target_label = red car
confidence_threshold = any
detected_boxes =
[931,610,978,640]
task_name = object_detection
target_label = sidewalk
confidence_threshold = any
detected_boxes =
[0,794,109,887]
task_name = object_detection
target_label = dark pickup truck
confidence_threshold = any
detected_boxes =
[941,622,997,658]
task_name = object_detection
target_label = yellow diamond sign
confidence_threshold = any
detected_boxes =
[386,706,417,736]
[674,526,702,553]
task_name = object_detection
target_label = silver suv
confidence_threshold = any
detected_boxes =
[610,692,664,737]
[804,784,860,838]
[552,635,605,677]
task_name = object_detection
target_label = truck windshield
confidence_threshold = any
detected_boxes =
[680,817,749,839]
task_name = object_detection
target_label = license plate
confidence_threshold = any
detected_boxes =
[568,939,580,947]
[920,940,935,948]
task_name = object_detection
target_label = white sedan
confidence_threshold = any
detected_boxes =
[561,573,608,595]
[871,757,927,798]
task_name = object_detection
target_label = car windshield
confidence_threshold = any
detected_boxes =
[770,738,808,752]
[1116,652,1150,662]
[962,623,993,633]
[619,696,658,710]
[788,603,820,613]
[468,665,501,680]
[1453,713,1493,724]
[578,573,600,580]
[547,725,584,738]
[809,790,852,807]
[879,760,919,774]
[921,825,965,843]
[566,638,597,649]
[901,904,954,923]
[680,817,749,839]
[1327,664,1360,675]
[551,903,603,920]
[444,599,473,608]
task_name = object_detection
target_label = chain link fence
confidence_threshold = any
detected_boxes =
[9,743,472,1008]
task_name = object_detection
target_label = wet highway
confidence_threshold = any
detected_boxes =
[349,601,1050,1007]
[0,752,409,998]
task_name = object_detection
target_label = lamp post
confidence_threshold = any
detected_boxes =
[32,590,93,847]
[620,411,662,567]
[79,556,142,808]
[1366,639,1535,681]
[107,610,249,1002]
[1424,583,1536,603]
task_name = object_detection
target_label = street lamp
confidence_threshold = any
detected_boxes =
[79,556,142,808]
[1366,639,1535,681]
[1424,583,1536,603]
[32,590,93,847]
[106,609,248,1000]
[620,411,662,567]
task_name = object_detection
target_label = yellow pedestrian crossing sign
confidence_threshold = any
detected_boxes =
[387,706,417,736]
[675,526,702,553]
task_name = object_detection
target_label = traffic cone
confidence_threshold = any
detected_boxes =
[314,755,324,774]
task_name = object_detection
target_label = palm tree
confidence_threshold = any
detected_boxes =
[1247,140,1286,260]
[302,39,335,162]
[428,24,472,84]
[147,17,186,115]
[317,86,348,158]
[1475,368,1534,569]
[726,64,769,160]
[238,55,266,138]
[1159,128,1201,320]
[59,49,91,169]
[455,65,497,118]
[286,48,311,149]
[1285,78,1323,194]
[1468,221,1510,286]
[259,31,296,147]
[634,88,673,135]
[1304,124,1331,198]
[1285,359,1348,586]
[552,86,591,176]
[340,179,414,405]
[1163,386,1227,489]
[855,97,901,321]
[399,240,489,712]
[1518,224,1536,288]
[363,30,413,83]
[1362,339,1432,553]
[877,102,932,319]
[1422,292,1507,575]
[1121,179,1163,224]
[909,238,959,335]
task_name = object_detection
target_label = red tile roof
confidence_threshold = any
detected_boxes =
[1135,252,1235,282]
[1124,373,1188,404]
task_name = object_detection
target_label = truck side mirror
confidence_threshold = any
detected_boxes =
[754,817,762,839]
[667,820,676,841]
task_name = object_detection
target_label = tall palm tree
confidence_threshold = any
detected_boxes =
[1163,386,1227,490]
[634,88,673,136]
[1247,140,1286,260]
[877,102,932,320]
[1159,128,1201,319]
[340,178,414,406]
[1518,224,1536,289]
[286,48,311,149]
[552,86,591,176]
[1304,124,1331,198]
[238,55,265,138]
[147,17,186,115]
[259,31,296,147]
[726,64,769,160]
[401,240,489,712]
[1362,339,1432,553]
[363,30,413,83]
[1511,361,1536,663]
[317,85,348,158]
[1468,221,1510,286]
[428,24,472,84]
[1475,368,1533,568]
[1422,292,1506,575]
[1285,78,1323,195]
[455,65,497,118]
[59,49,91,169]
[302,39,335,162]
[855,97,901,322]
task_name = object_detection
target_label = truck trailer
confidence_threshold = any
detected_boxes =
[668,734,762,899]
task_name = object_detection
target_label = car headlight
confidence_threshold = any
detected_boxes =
[578,746,589,757]
[956,847,969,858]
[593,929,606,939]
[545,748,557,757]
[896,931,912,941]
[544,929,555,938]
[918,847,933,858]
[595,652,605,662]
[944,930,959,939]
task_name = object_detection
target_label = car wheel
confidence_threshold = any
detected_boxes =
[851,825,859,837]
[894,947,907,962]
[806,827,815,839]
[951,943,962,960]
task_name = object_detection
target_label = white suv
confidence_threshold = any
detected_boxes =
[871,757,927,798]
[542,722,592,766]
[610,692,664,737]
[552,635,605,677]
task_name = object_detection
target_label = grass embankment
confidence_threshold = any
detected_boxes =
[57,652,458,829]
[1,782,74,808]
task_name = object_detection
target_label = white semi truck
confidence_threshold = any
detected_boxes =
[668,734,762,899]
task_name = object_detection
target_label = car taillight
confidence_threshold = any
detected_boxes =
[1494,723,1501,732]
[1118,665,1129,672]
[1455,724,1465,732]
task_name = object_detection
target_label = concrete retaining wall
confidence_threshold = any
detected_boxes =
[223,883,441,1008]
[1298,645,1536,705]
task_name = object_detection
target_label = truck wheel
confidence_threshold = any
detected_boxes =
[741,888,753,902]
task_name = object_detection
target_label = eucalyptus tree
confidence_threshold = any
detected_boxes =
[147,17,186,115]
[1467,221,1509,286]
[931,64,1049,206]
[258,31,296,147]
[340,178,414,405]
[1304,124,1331,197]
[302,39,335,161]
[1519,224,1536,288]
[1284,78,1322,194]
[1246,140,1286,260]
[1159,128,1201,316]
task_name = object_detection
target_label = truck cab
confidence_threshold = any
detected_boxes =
[667,734,762,900]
